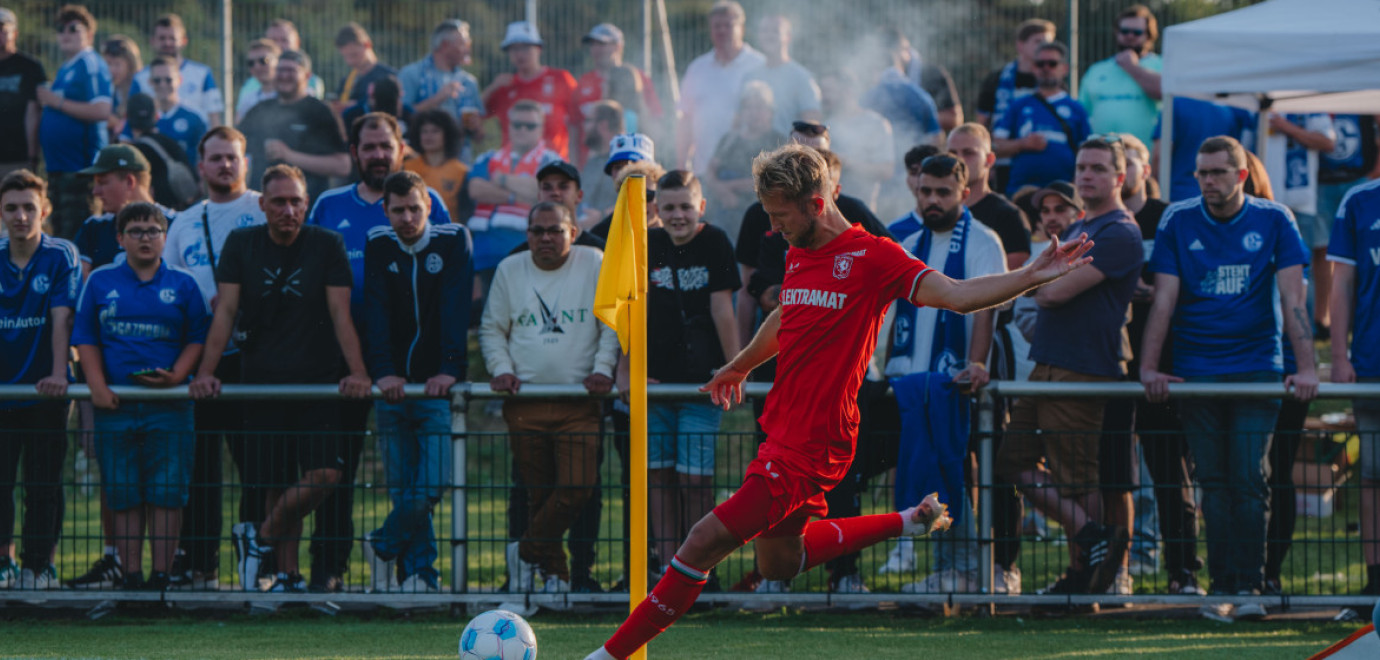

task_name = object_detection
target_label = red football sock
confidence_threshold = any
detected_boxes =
[801,512,904,572]
[604,556,708,659]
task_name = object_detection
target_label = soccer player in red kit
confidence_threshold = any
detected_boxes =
[585,144,1094,660]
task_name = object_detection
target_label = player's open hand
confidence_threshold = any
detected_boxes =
[700,364,748,410]
[1027,232,1094,285]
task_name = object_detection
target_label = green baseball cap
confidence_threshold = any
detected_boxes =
[78,144,150,175]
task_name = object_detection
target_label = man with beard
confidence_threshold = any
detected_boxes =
[884,154,1006,596]
[992,41,1091,196]
[159,126,266,591]
[302,112,448,592]
[239,50,350,203]
[996,137,1142,599]
[1078,5,1163,146]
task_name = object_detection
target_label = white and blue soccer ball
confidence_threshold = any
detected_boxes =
[459,609,537,660]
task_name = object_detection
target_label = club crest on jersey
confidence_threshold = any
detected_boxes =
[426,253,443,274]
[833,254,853,280]
[159,288,178,304]
[1242,231,1264,252]
[31,274,50,294]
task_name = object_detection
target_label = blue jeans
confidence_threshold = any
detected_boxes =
[370,399,452,584]
[648,402,721,476]
[1177,371,1281,593]
[94,402,196,511]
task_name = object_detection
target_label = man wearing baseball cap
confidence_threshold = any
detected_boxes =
[0,7,47,179]
[573,23,662,165]
[72,144,170,275]
[481,21,578,160]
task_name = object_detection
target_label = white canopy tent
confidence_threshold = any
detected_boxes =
[1158,0,1380,194]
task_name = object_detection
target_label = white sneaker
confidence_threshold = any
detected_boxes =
[398,573,439,594]
[1234,591,1267,620]
[1105,566,1133,608]
[900,568,976,594]
[540,575,572,611]
[506,542,536,594]
[1200,601,1234,623]
[19,566,58,590]
[833,574,870,594]
[744,579,790,611]
[877,538,916,575]
[995,565,1022,595]
[362,532,398,593]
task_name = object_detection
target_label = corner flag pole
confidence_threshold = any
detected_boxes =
[592,175,649,659]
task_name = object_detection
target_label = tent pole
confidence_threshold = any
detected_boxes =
[1254,95,1272,161]
[1159,94,1173,201]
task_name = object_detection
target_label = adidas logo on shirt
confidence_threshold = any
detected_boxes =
[337,219,351,230]
[1189,239,1205,251]
[1369,218,1380,231]
[105,289,120,299]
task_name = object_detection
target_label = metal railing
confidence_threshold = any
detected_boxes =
[0,381,1374,611]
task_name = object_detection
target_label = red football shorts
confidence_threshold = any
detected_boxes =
[714,454,831,542]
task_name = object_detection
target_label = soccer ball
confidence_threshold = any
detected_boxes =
[459,609,537,660]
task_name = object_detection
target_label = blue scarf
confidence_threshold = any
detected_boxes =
[892,372,970,524]
[993,60,1020,128]
[891,208,971,373]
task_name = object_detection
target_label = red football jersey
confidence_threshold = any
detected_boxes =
[487,66,578,160]
[757,224,932,485]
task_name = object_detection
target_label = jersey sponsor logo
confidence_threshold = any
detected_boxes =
[1189,239,1205,251]
[159,288,177,304]
[1242,231,1264,252]
[347,249,364,262]
[1200,264,1251,296]
[0,316,45,330]
[425,253,443,274]
[833,255,853,280]
[31,274,50,294]
[183,242,211,268]
[1370,246,1380,267]
[779,288,849,310]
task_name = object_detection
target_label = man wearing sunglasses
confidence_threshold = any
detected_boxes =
[234,39,279,122]
[992,41,1091,197]
[468,100,563,282]
[120,56,206,171]
[1078,5,1163,147]
[37,4,111,240]
[131,14,221,128]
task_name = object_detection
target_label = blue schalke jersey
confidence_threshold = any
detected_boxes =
[1148,196,1308,376]
[306,182,451,314]
[1152,98,1256,203]
[1328,178,1380,377]
[0,236,80,409]
[72,261,209,385]
[121,104,207,168]
[996,92,1091,195]
[73,205,176,270]
[40,49,112,173]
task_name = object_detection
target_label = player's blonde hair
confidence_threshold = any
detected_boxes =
[752,143,829,207]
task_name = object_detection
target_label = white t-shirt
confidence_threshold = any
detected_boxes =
[678,45,766,175]
[828,108,895,210]
[885,217,1007,377]
[163,191,267,305]
[133,58,224,118]
[743,60,823,136]
[1265,113,1336,216]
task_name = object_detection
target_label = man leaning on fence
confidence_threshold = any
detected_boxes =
[996,136,1144,600]
[1141,136,1316,622]
[480,200,620,598]
[1328,175,1380,599]
[0,170,78,590]
[74,202,209,593]
[190,164,373,596]
[360,170,473,595]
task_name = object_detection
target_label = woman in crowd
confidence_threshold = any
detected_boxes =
[101,36,141,137]
[404,109,468,221]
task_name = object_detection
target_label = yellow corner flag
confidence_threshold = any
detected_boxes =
[594,174,648,351]
[593,175,651,659]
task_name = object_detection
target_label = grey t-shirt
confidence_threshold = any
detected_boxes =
[1029,208,1144,377]
[743,61,823,136]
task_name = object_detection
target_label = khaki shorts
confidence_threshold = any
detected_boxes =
[996,363,1116,495]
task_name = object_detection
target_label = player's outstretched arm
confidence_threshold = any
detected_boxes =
[700,306,781,409]
[912,233,1093,314]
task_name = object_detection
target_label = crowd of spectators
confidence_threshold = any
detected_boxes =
[0,2,1379,623]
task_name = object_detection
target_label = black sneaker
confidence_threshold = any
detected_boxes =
[122,570,147,591]
[66,553,124,590]
[145,571,173,592]
[308,573,343,593]
[570,574,605,593]
[1168,570,1206,596]
[1034,566,1097,615]
[1076,523,1129,595]
[268,572,307,593]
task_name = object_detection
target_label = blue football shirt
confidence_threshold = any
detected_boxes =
[1148,196,1308,376]
[40,49,112,173]
[121,104,207,168]
[0,236,81,409]
[1327,178,1380,377]
[1151,98,1256,203]
[995,92,1091,195]
[306,182,451,315]
[72,261,210,385]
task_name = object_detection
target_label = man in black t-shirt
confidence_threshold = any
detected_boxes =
[190,165,372,595]
[240,51,350,203]
[0,9,44,177]
[946,123,1032,270]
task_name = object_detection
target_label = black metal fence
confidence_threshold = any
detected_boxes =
[1,382,1376,613]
